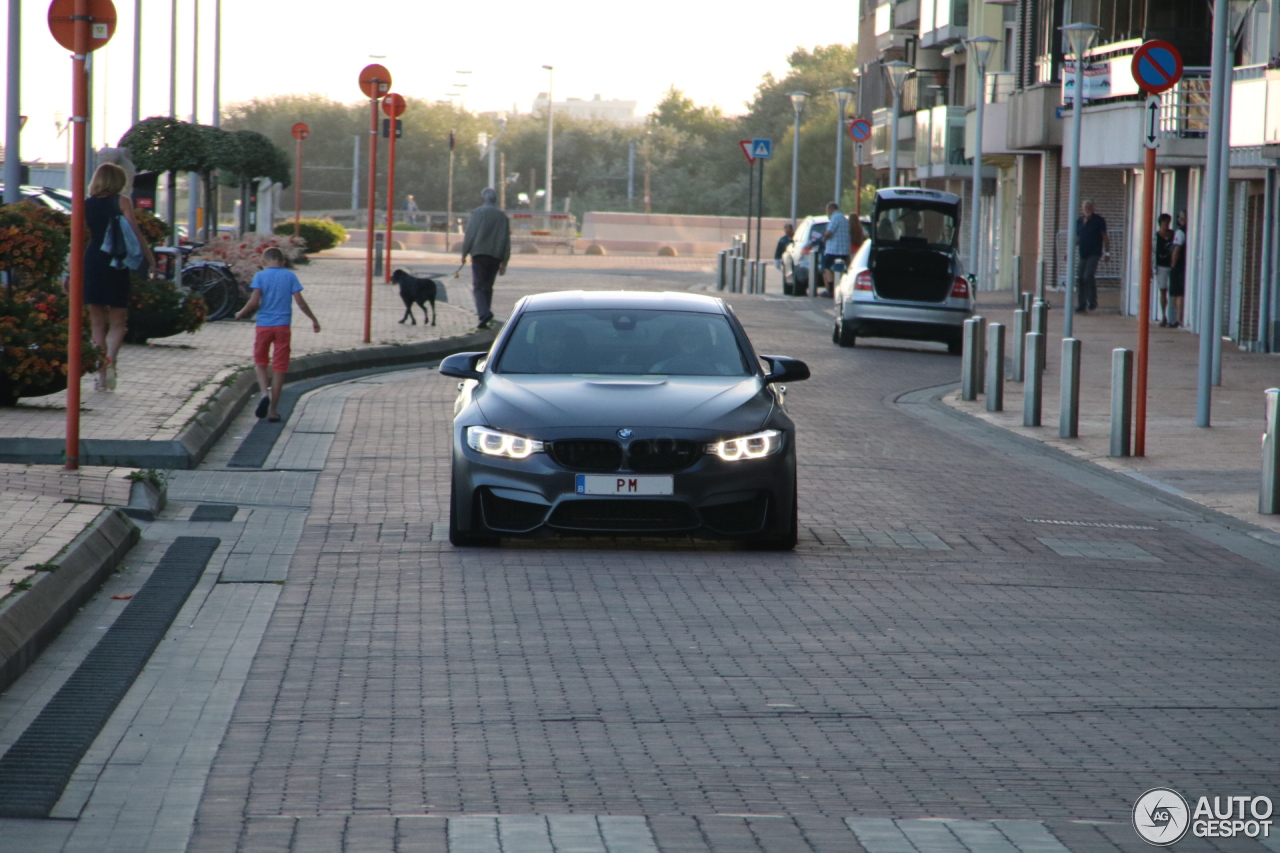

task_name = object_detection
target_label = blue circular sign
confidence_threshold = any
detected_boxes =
[1131,41,1183,95]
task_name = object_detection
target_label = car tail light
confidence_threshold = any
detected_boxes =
[854,271,872,291]
[950,276,970,298]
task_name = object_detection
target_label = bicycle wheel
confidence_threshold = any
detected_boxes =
[182,264,233,321]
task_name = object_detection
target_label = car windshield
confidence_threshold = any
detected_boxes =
[873,203,957,249]
[496,309,752,377]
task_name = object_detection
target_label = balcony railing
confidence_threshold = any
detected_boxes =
[985,71,1014,104]
[915,105,967,168]
[1161,69,1211,139]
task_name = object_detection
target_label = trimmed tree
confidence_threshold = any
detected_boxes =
[119,117,209,242]
[217,130,291,234]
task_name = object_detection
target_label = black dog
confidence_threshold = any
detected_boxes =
[391,269,438,326]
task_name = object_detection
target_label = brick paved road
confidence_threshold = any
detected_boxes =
[173,268,1280,852]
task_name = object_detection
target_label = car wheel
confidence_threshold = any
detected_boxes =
[746,482,798,551]
[449,479,499,547]
[947,335,963,355]
[836,315,856,348]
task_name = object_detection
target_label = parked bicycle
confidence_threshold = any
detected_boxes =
[154,243,241,322]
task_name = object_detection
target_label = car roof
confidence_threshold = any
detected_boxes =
[876,187,962,206]
[519,290,727,314]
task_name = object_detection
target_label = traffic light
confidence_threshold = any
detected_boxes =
[381,118,402,139]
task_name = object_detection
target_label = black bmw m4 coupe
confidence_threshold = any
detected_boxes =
[440,290,810,549]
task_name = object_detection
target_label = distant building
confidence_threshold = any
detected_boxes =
[531,93,641,125]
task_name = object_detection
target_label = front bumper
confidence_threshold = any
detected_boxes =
[452,437,796,539]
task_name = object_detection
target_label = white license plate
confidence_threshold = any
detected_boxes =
[576,474,673,496]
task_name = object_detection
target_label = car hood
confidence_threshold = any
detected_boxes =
[473,374,774,434]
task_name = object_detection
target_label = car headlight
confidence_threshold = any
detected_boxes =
[706,429,783,461]
[466,426,544,459]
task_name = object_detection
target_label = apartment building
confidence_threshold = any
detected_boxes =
[856,0,1280,352]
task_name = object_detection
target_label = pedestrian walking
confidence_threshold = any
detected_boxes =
[460,187,510,330]
[405,194,420,225]
[234,247,321,422]
[1074,199,1109,313]
[1168,209,1187,328]
[1155,213,1175,327]
[83,162,157,392]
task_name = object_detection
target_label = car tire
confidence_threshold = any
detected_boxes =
[835,315,856,348]
[746,483,798,551]
[449,479,499,547]
[947,335,963,355]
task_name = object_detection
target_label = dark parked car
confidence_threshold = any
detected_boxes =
[832,187,972,351]
[441,290,810,549]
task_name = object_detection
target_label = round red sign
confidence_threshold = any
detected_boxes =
[48,0,117,52]
[358,64,392,99]
[381,93,406,118]
[291,122,310,140]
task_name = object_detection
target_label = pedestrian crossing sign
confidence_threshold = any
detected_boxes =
[751,138,773,159]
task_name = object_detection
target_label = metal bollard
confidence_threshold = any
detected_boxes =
[1020,290,1032,313]
[809,252,820,298]
[374,233,384,277]
[986,323,1005,412]
[747,261,756,294]
[1110,348,1133,457]
[1059,337,1081,439]
[758,261,767,294]
[717,251,728,291]
[1261,388,1280,513]
[961,319,980,401]
[1024,333,1044,426]
[729,256,739,293]
[972,316,986,394]
[1032,300,1048,374]
[1011,309,1027,382]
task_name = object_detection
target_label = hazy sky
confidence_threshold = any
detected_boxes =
[3,0,857,165]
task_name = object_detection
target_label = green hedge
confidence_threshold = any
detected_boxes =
[273,218,347,253]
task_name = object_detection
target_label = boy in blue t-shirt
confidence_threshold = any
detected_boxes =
[234,248,321,421]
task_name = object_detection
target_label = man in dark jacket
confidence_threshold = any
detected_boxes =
[1075,199,1109,313]
[461,188,511,329]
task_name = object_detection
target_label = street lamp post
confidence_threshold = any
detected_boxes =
[542,65,554,213]
[965,36,998,291]
[884,62,913,188]
[788,91,808,225]
[1060,22,1099,339]
[5,0,20,205]
[830,87,854,204]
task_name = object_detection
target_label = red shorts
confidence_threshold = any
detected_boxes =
[253,325,292,373]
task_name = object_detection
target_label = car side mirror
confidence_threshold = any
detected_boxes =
[440,352,486,381]
[761,355,810,385]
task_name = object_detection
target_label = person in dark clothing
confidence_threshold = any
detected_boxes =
[1155,213,1174,327]
[460,188,511,329]
[84,162,156,391]
[773,223,795,272]
[1074,199,1109,313]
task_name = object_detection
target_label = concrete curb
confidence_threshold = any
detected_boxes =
[0,329,497,470]
[0,508,140,693]
[122,479,167,522]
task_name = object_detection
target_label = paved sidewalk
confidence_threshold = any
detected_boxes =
[0,464,135,596]
[0,255,478,444]
[945,303,1280,538]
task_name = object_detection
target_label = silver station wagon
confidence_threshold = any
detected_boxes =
[832,188,972,353]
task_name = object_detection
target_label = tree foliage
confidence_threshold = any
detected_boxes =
[219,43,859,221]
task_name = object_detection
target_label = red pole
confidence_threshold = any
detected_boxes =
[384,117,396,282]
[364,90,378,344]
[294,135,302,238]
[65,0,89,470]
[1135,141,1156,456]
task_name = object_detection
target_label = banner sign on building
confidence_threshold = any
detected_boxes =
[1061,61,1111,104]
